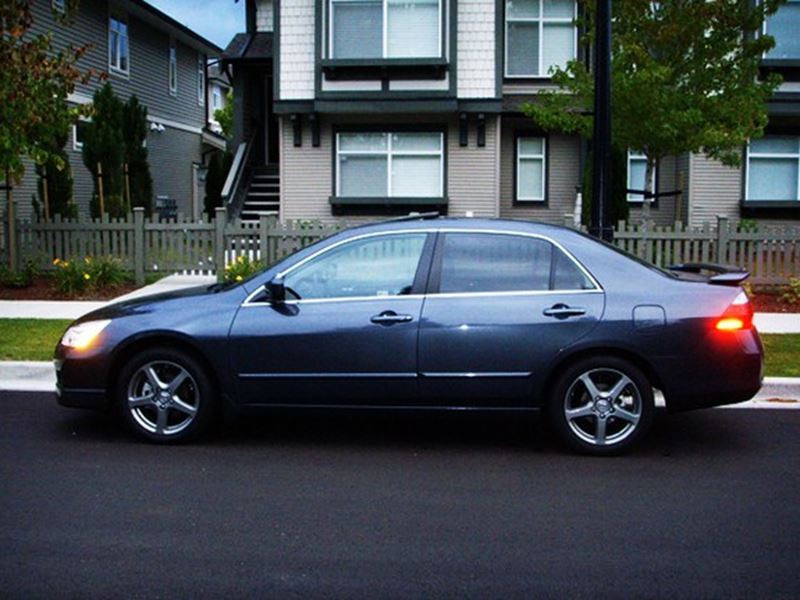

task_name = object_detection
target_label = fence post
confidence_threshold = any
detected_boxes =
[215,207,226,282]
[133,207,145,285]
[259,214,269,263]
[716,215,729,264]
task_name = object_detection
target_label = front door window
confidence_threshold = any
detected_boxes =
[284,233,428,299]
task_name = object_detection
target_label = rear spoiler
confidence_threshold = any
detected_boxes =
[668,263,750,286]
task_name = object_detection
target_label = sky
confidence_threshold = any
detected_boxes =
[148,0,245,49]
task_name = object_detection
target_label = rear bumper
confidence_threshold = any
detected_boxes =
[662,330,764,412]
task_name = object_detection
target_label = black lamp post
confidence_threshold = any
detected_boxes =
[589,0,613,242]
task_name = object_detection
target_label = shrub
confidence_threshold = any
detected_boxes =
[52,256,130,295]
[780,278,800,307]
[0,259,39,288]
[223,254,262,284]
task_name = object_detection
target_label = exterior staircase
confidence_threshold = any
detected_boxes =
[240,165,279,221]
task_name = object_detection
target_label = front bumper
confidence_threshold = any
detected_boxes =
[54,344,113,411]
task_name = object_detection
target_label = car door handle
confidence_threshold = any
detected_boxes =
[370,311,414,325]
[543,304,587,319]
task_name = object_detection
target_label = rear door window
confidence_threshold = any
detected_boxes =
[435,233,595,293]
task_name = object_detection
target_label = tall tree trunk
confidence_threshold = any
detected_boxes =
[641,158,656,223]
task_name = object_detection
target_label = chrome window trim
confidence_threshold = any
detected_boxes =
[241,228,602,306]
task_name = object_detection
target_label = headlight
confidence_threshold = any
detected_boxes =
[60,320,111,349]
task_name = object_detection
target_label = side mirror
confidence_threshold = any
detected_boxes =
[266,275,286,304]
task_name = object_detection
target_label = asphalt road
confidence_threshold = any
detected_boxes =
[1,392,799,599]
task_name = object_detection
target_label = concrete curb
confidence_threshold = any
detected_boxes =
[1,361,798,406]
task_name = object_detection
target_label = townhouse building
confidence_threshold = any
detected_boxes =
[15,0,225,220]
[222,0,800,226]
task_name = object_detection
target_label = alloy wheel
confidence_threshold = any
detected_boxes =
[563,368,643,447]
[126,360,200,436]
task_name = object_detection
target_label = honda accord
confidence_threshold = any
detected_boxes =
[55,215,763,454]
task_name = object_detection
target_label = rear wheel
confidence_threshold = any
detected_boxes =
[548,356,654,456]
[117,347,215,443]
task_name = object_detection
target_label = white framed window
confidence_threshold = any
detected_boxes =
[52,0,65,13]
[197,55,206,106]
[505,0,577,78]
[212,88,222,111]
[746,136,800,202]
[764,0,800,60]
[336,132,444,198]
[516,137,546,202]
[72,118,90,151]
[627,151,656,203]
[328,0,442,59]
[108,16,129,74]
[168,40,177,96]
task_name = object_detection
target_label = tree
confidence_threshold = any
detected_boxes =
[35,129,78,219]
[82,83,126,217]
[204,150,232,219]
[213,90,233,138]
[122,95,154,215]
[522,0,785,221]
[0,1,95,184]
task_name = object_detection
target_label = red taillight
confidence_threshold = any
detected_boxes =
[714,291,753,332]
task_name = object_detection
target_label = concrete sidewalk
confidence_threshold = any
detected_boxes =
[1,360,798,407]
[0,274,216,320]
[754,313,800,334]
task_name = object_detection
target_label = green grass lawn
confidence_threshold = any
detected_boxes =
[0,318,798,377]
[0,319,72,361]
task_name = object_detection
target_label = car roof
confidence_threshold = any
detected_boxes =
[345,216,572,238]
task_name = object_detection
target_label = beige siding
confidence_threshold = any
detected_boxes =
[688,153,742,227]
[499,118,580,224]
[280,114,499,222]
[256,0,274,31]
[280,0,316,100]
[280,116,333,221]
[457,0,496,98]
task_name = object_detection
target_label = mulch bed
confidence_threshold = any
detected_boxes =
[0,277,139,301]
[750,293,799,314]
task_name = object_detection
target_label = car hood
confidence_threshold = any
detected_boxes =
[75,283,238,322]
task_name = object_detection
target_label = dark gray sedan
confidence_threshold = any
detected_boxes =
[55,215,762,455]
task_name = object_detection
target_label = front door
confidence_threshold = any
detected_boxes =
[229,232,433,406]
[418,232,605,406]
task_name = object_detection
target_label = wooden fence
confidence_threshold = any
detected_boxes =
[613,216,800,285]
[2,207,340,284]
[2,210,799,285]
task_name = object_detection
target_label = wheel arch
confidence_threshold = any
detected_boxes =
[106,332,225,407]
[539,345,667,409]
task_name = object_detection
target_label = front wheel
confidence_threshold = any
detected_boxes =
[548,356,654,456]
[117,347,215,443]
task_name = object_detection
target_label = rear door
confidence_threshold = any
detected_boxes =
[418,231,605,406]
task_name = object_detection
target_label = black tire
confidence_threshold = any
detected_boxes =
[116,347,216,443]
[547,356,654,456]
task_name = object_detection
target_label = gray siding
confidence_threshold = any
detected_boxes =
[148,127,204,216]
[688,153,742,227]
[280,114,498,222]
[13,0,213,219]
[628,155,678,227]
[31,0,208,127]
[499,117,580,224]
